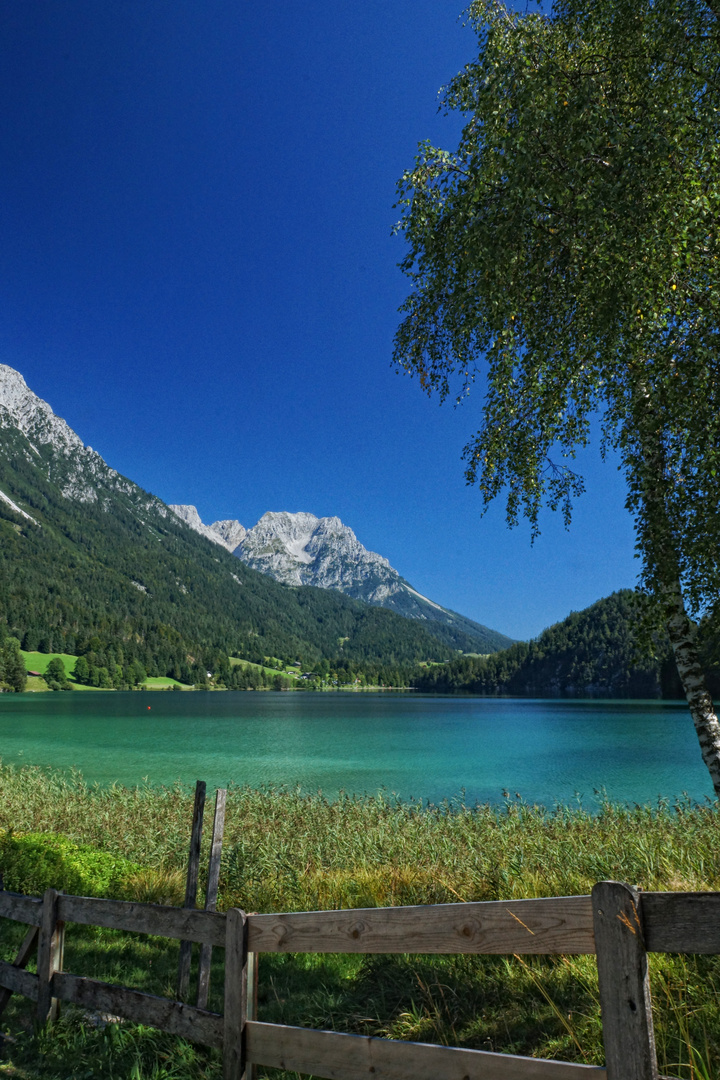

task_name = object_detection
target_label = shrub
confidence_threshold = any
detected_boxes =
[44,656,70,690]
[0,830,141,899]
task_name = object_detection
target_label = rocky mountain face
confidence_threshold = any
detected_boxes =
[170,505,514,653]
[169,503,247,550]
[0,364,167,515]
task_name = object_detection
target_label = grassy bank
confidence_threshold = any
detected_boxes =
[0,764,718,1078]
[18,650,383,692]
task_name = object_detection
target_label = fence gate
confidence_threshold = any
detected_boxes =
[2,882,719,1079]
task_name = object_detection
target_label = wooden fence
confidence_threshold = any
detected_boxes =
[1,882,719,1080]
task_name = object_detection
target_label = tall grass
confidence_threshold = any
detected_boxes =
[2,763,719,909]
[0,762,718,1078]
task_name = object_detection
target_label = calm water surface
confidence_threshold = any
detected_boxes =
[0,691,712,807]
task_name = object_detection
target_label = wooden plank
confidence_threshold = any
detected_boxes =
[59,894,225,946]
[178,780,207,1000]
[37,888,63,1025]
[0,891,43,926]
[0,960,39,1002]
[246,952,258,1022]
[223,908,248,1080]
[641,891,720,954]
[0,926,39,1016]
[592,882,658,1080]
[248,895,595,955]
[245,1021,607,1080]
[53,971,224,1048]
[197,787,227,1010]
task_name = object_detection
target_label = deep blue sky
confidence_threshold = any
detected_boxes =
[0,1,637,640]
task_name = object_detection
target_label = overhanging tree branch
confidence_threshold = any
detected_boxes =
[394,0,720,794]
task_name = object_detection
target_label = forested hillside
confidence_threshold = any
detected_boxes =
[0,415,466,687]
[414,591,720,698]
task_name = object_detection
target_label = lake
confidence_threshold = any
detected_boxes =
[0,691,713,808]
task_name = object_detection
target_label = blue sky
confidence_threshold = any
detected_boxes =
[0,0,638,640]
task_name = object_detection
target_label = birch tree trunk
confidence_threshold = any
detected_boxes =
[636,416,720,798]
[662,581,720,797]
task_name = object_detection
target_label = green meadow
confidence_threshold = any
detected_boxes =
[0,764,718,1078]
[19,652,190,692]
[21,651,78,678]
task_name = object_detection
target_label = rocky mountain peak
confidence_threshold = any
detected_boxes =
[239,510,388,582]
[0,363,121,503]
[169,503,513,651]
[0,364,174,520]
[0,364,86,456]
[169,504,246,552]
[256,510,321,539]
[0,365,512,657]
[210,518,247,551]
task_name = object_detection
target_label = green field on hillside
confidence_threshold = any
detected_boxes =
[21,650,78,677]
[20,652,190,691]
[143,676,190,689]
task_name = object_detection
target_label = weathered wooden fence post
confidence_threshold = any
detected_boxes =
[592,881,658,1080]
[197,786,227,1009]
[177,779,207,1000]
[223,908,248,1080]
[36,888,65,1025]
[246,950,258,1080]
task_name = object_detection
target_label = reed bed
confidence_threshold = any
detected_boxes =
[2,762,719,908]
[0,762,718,1079]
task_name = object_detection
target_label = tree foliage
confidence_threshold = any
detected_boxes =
[413,590,720,697]
[0,634,27,693]
[44,655,71,691]
[394,0,720,790]
[394,0,720,611]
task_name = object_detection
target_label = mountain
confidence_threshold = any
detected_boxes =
[412,590,720,699]
[0,364,489,685]
[170,504,247,551]
[169,506,513,654]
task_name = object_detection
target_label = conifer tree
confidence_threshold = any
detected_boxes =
[1,637,28,693]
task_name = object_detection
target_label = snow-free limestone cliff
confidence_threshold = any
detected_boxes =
[0,364,167,514]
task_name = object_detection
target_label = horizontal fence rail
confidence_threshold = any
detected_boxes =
[3,888,720,956]
[0,960,39,1001]
[641,891,720,953]
[247,895,596,955]
[53,972,224,1048]
[0,891,42,926]
[58,894,226,947]
[1,883,719,1080]
[245,1021,608,1080]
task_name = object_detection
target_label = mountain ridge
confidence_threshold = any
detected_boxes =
[170,504,513,653]
[0,364,509,686]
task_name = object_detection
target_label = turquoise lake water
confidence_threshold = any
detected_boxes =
[0,691,713,808]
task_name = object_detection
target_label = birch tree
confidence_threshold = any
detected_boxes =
[394,0,720,794]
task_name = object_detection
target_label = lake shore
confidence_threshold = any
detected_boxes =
[2,761,718,906]
[0,764,718,1079]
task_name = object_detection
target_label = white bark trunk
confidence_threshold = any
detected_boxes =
[663,582,720,798]
[633,397,720,798]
